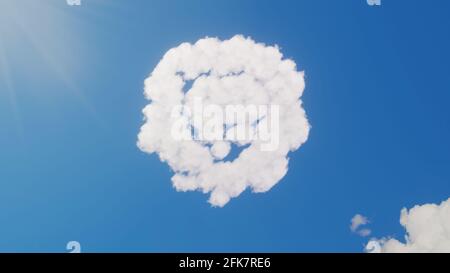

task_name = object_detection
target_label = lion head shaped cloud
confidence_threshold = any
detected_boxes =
[137,35,310,207]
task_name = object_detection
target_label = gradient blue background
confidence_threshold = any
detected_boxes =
[0,0,449,252]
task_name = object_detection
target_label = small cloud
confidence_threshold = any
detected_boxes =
[350,214,369,231]
[366,197,450,253]
[350,214,371,237]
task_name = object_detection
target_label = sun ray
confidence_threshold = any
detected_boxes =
[0,37,25,141]
[0,0,105,127]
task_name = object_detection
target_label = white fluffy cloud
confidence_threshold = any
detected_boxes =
[350,214,371,237]
[137,35,310,207]
[368,198,450,253]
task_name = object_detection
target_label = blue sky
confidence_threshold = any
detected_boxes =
[0,0,449,252]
